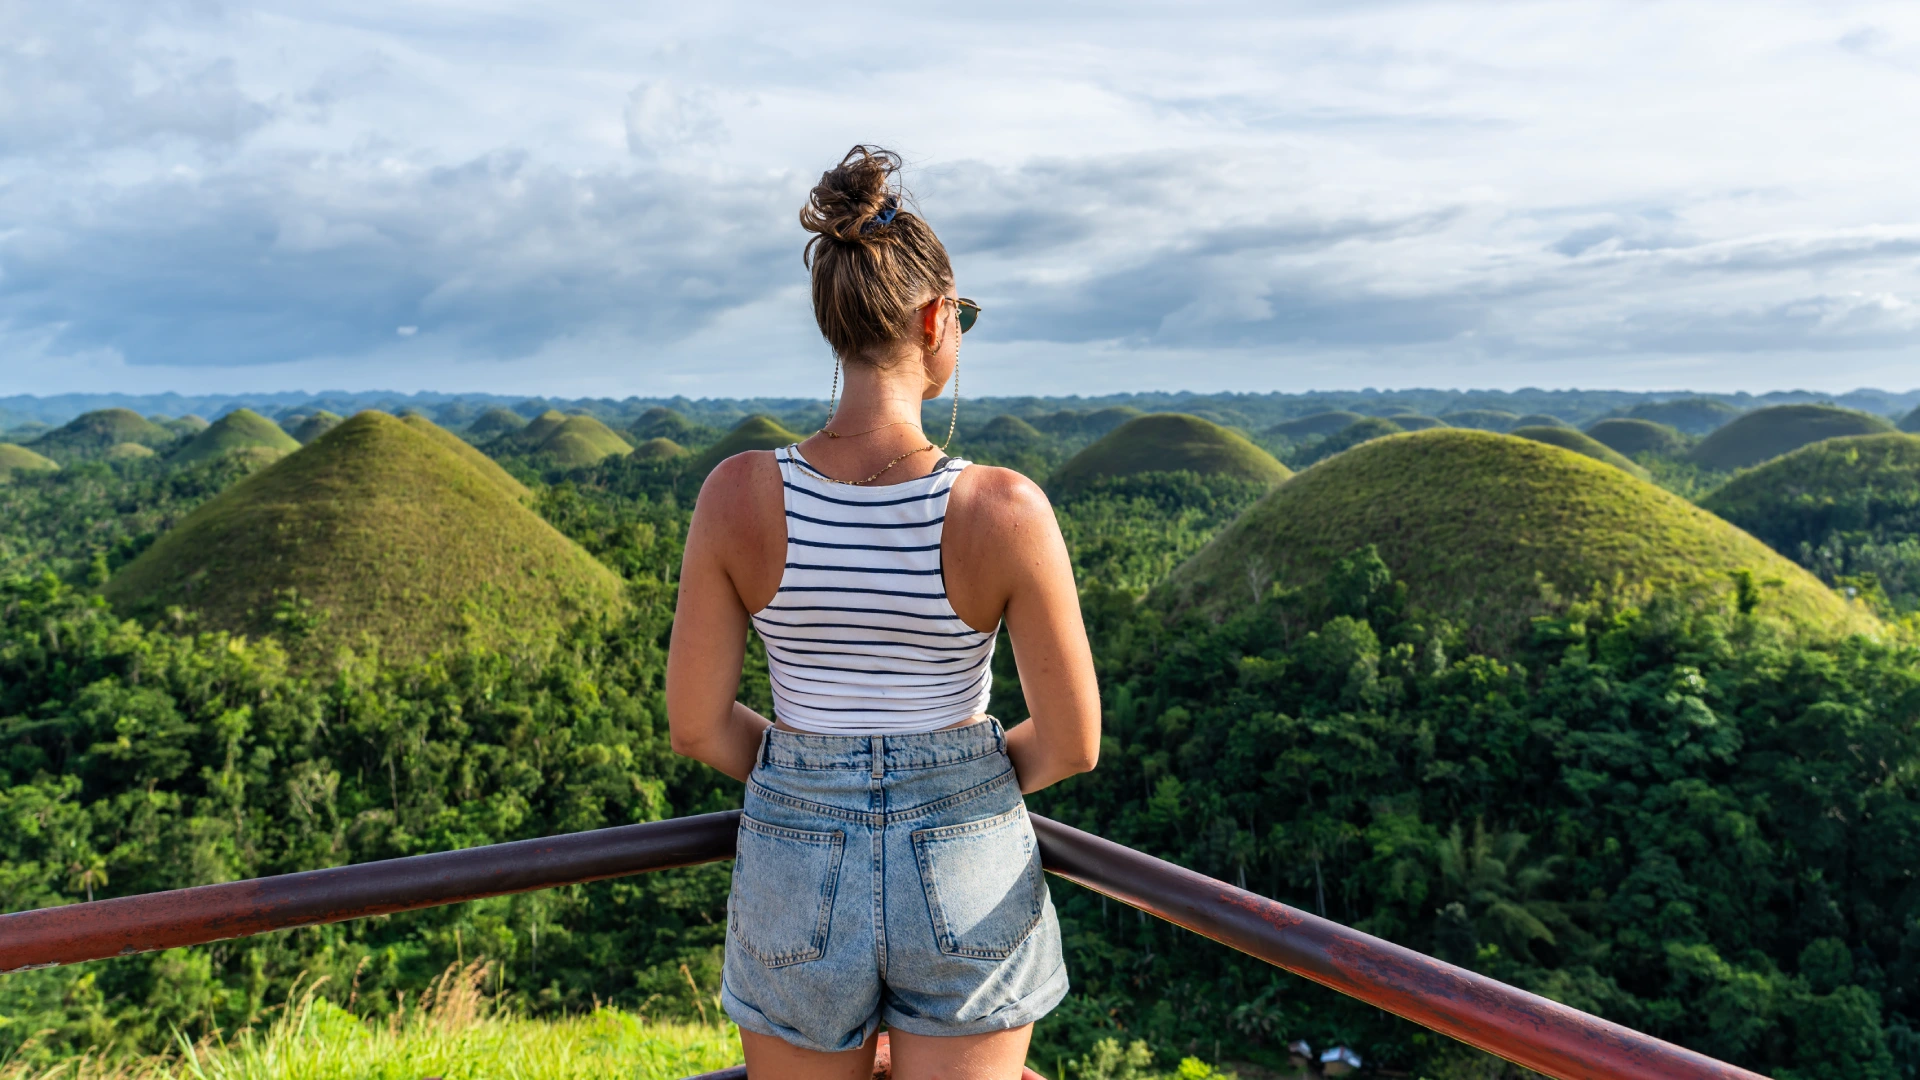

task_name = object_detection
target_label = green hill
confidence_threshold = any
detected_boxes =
[537,415,634,466]
[691,415,805,476]
[1437,409,1520,432]
[293,411,344,444]
[1034,406,1145,437]
[978,415,1044,442]
[1700,433,1920,560]
[1051,414,1291,494]
[1586,418,1689,458]
[1514,413,1572,429]
[156,414,210,435]
[105,442,157,461]
[513,410,572,449]
[1511,426,1648,477]
[398,414,532,500]
[631,407,702,442]
[1900,406,1920,434]
[172,409,300,466]
[1626,397,1744,435]
[1291,417,1404,468]
[631,437,688,461]
[1688,404,1896,471]
[0,443,59,482]
[103,412,620,662]
[1156,429,1865,652]
[31,409,175,459]
[466,407,530,441]
[1266,411,1365,439]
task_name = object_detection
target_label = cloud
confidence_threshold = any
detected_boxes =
[624,81,727,157]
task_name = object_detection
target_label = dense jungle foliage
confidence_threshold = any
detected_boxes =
[4,402,1920,1079]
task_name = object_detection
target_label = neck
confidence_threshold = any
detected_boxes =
[828,358,928,435]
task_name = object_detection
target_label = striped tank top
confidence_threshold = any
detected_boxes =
[748,444,998,735]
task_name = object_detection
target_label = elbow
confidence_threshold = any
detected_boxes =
[668,724,705,761]
[1065,739,1100,777]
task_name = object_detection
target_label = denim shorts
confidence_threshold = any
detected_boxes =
[720,718,1069,1053]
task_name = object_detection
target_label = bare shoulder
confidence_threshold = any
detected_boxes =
[947,464,1057,540]
[693,450,784,537]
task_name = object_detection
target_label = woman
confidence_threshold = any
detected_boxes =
[666,145,1102,1080]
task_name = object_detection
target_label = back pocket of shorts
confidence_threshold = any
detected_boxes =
[730,816,846,968]
[911,804,1045,960]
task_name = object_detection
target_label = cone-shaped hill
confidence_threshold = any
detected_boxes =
[106,443,156,461]
[293,411,344,444]
[1901,407,1920,434]
[978,415,1043,443]
[1387,415,1445,431]
[692,415,805,476]
[537,416,633,466]
[1514,413,1572,429]
[632,437,688,461]
[0,443,59,482]
[1437,409,1520,432]
[1689,404,1895,471]
[1628,397,1743,435]
[1266,411,1364,439]
[1586,418,1689,458]
[1155,429,1865,652]
[466,407,529,441]
[158,415,211,435]
[1700,433,1920,558]
[31,409,176,459]
[104,412,620,661]
[632,407,703,442]
[172,409,300,466]
[398,414,532,500]
[1511,426,1647,477]
[1050,414,1291,495]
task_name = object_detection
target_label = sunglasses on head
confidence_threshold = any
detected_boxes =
[924,296,982,333]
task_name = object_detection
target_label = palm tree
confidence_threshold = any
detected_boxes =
[67,854,108,903]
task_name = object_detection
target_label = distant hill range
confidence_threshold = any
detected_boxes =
[1051,414,1291,493]
[1689,405,1897,471]
[103,412,620,662]
[1157,429,1867,652]
[1702,433,1920,562]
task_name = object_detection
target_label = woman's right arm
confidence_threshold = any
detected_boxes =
[666,456,774,783]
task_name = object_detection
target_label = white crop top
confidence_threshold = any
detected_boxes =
[748,445,998,735]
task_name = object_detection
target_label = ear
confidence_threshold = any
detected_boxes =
[922,297,942,348]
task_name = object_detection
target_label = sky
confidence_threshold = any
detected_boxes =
[4,1,1920,399]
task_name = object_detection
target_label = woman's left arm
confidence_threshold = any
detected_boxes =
[666,456,774,782]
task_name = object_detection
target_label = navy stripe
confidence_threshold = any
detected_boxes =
[766,647,975,667]
[789,538,943,552]
[752,618,986,639]
[758,630,986,652]
[772,659,976,683]
[777,585,947,600]
[771,671,986,709]
[788,511,943,530]
[785,562,943,577]
[785,482,953,507]
[758,603,966,622]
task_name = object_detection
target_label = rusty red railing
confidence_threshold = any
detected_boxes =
[0,811,1763,1080]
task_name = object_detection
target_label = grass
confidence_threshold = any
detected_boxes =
[632,408,705,443]
[0,443,60,482]
[1585,418,1689,458]
[465,408,528,441]
[1701,433,1920,552]
[1157,428,1870,653]
[536,416,634,467]
[0,968,741,1080]
[1386,415,1445,430]
[979,415,1044,442]
[30,410,176,460]
[690,415,804,476]
[1514,413,1571,429]
[399,414,533,499]
[1264,411,1363,438]
[172,410,301,467]
[1625,396,1744,435]
[103,411,622,662]
[1688,404,1895,470]
[1510,425,1647,477]
[632,437,688,461]
[1435,408,1519,431]
[1051,414,1291,494]
[105,443,158,460]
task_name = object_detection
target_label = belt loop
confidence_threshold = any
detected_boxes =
[870,736,884,779]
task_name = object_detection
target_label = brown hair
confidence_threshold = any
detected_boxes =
[800,145,954,363]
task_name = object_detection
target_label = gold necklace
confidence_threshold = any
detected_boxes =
[812,441,936,486]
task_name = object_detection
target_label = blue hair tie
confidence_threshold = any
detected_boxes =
[860,198,898,234]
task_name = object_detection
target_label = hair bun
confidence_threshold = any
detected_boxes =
[801,145,903,243]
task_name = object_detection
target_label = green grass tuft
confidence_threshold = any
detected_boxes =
[1051,414,1291,494]
[1688,404,1896,471]
[1156,428,1867,652]
[1586,418,1689,458]
[171,409,301,466]
[103,412,620,662]
[0,443,59,482]
[1511,425,1648,477]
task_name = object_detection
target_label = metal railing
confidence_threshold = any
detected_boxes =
[0,811,1763,1080]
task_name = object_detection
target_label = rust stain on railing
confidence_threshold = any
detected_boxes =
[0,811,1763,1080]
